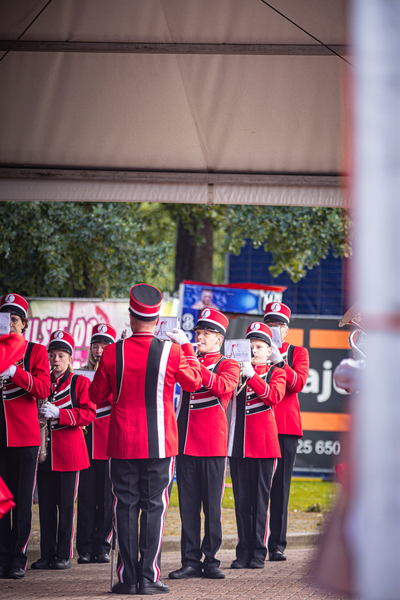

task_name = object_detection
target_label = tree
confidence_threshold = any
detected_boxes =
[0,201,173,298]
[167,204,352,288]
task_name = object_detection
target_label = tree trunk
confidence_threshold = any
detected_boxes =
[174,217,214,291]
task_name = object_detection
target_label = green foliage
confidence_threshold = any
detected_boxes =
[225,206,353,283]
[164,204,352,284]
[0,201,173,297]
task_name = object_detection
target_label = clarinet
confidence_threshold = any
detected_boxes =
[38,365,57,463]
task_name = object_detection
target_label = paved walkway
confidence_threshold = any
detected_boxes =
[1,549,352,600]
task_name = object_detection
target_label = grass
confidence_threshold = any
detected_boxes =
[168,478,338,513]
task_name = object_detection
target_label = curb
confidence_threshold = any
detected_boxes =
[26,532,321,562]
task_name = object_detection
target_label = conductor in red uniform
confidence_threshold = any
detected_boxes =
[263,302,309,562]
[0,294,51,579]
[77,323,116,565]
[31,330,96,571]
[89,284,202,596]
[228,323,286,569]
[169,308,240,581]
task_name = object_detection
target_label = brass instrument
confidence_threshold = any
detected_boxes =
[236,366,248,395]
[339,303,366,361]
[38,365,57,463]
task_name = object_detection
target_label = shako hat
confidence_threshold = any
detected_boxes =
[0,293,28,319]
[195,308,229,336]
[129,284,163,321]
[48,330,74,355]
[263,302,291,326]
[91,323,117,345]
[246,322,272,346]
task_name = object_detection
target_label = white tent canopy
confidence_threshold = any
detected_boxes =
[0,0,349,206]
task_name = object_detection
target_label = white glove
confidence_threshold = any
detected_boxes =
[333,358,364,393]
[39,403,60,420]
[269,344,284,364]
[242,362,255,379]
[0,365,16,379]
[166,328,190,346]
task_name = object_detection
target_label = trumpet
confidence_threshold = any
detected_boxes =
[349,329,366,361]
[38,365,57,463]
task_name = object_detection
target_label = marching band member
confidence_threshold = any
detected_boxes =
[169,308,240,581]
[76,323,116,565]
[263,302,309,562]
[0,294,51,579]
[31,331,96,571]
[228,323,286,569]
[89,284,202,595]
[0,334,26,523]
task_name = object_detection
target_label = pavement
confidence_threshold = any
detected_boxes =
[1,548,352,600]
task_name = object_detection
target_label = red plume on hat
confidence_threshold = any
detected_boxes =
[0,293,28,319]
[263,302,291,326]
[246,322,272,346]
[194,308,229,336]
[91,323,116,345]
[129,284,163,322]
[48,330,75,355]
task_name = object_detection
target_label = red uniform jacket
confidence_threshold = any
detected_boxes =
[79,369,112,461]
[177,351,240,457]
[228,364,286,458]
[273,343,310,437]
[0,333,25,372]
[89,334,202,460]
[1,341,51,447]
[41,371,96,472]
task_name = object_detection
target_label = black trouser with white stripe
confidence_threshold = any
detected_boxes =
[230,457,276,562]
[76,456,113,557]
[37,470,79,561]
[110,457,173,585]
[176,454,226,569]
[268,434,299,553]
[0,444,39,570]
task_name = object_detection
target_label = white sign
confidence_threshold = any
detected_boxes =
[0,313,11,335]
[271,326,282,348]
[155,317,180,340]
[74,369,96,382]
[224,339,252,362]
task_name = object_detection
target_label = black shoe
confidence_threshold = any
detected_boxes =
[249,558,265,569]
[112,581,137,595]
[138,578,170,594]
[77,553,96,564]
[0,565,7,578]
[269,550,287,562]
[168,565,203,579]
[230,558,250,569]
[204,566,225,579]
[96,552,110,563]
[6,567,25,579]
[52,558,71,570]
[31,558,53,570]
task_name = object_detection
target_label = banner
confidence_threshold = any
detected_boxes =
[228,315,352,475]
[24,298,177,369]
[179,281,286,342]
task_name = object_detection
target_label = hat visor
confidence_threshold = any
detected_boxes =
[91,334,114,345]
[263,314,289,326]
[48,341,73,355]
[246,332,271,346]
[194,321,226,336]
[0,305,26,319]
